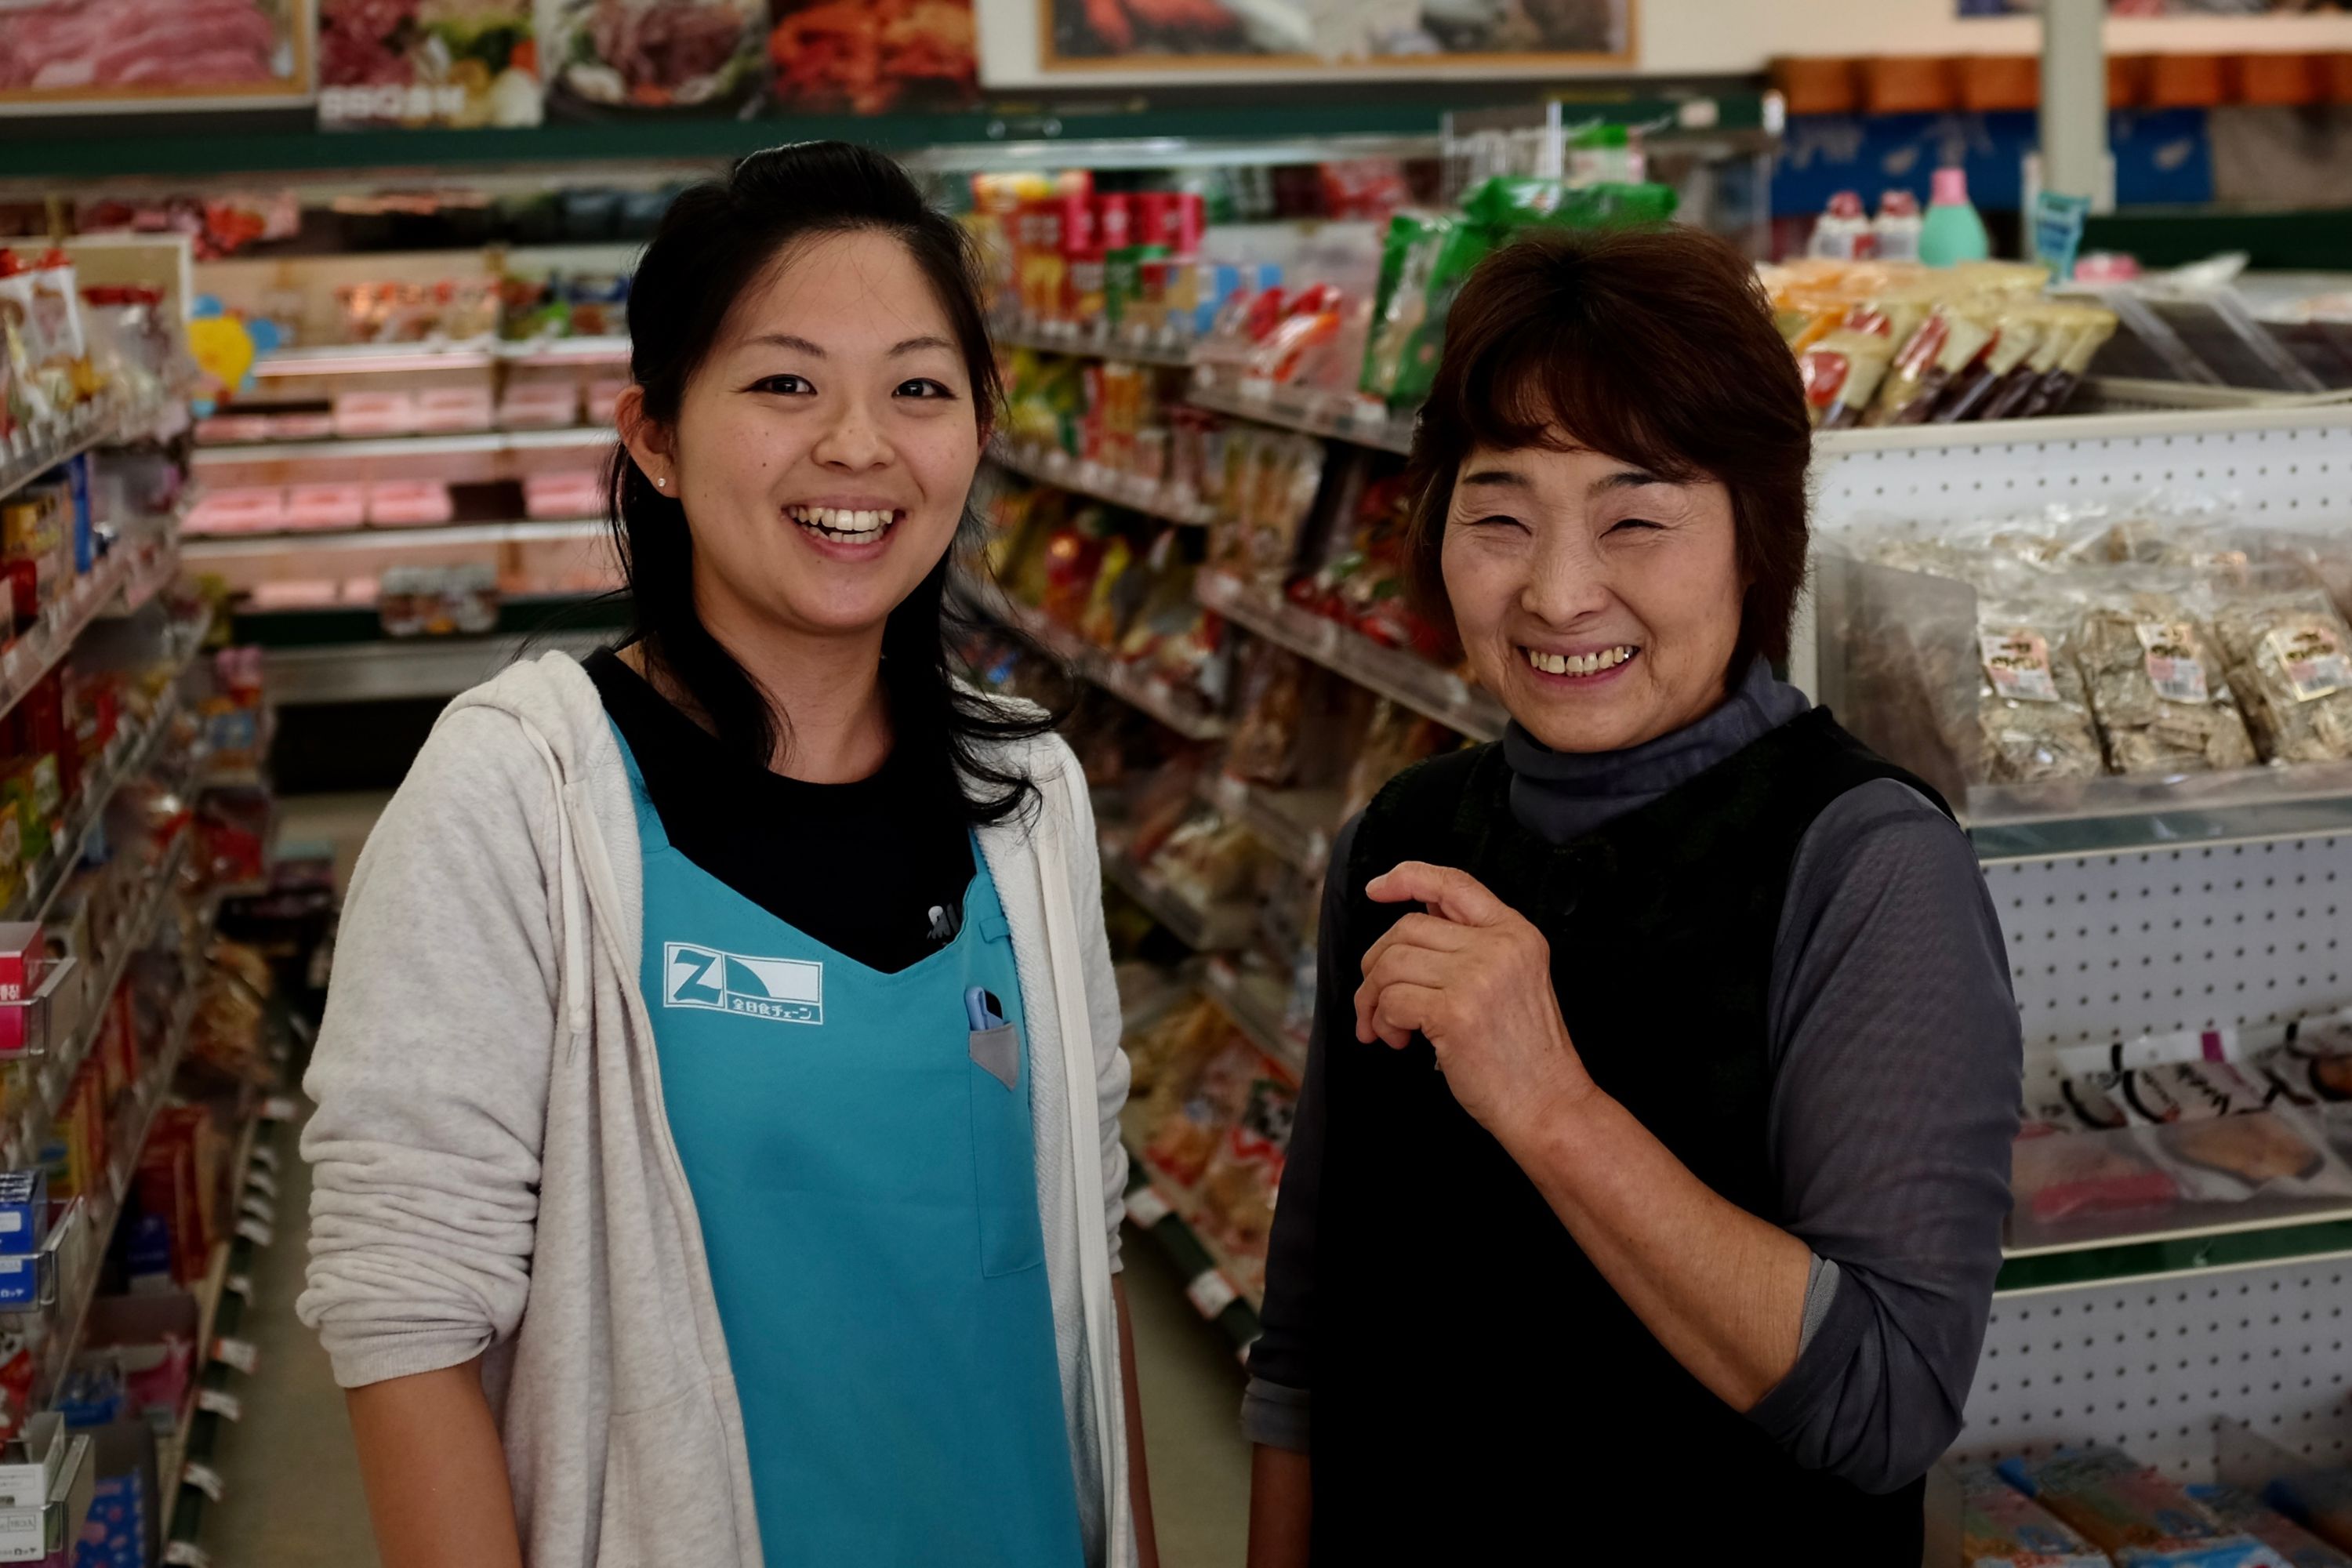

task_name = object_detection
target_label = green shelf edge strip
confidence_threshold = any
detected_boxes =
[1995,1216,2352,1294]
[1121,1163,1260,1354]
[228,593,630,649]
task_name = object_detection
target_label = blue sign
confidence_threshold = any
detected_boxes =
[1774,108,2212,217]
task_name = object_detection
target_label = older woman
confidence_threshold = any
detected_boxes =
[1243,228,2020,1561]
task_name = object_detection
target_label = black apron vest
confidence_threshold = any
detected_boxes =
[1308,707,1951,1563]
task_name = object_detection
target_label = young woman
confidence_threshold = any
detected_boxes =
[1244,227,2020,1560]
[299,142,1156,1568]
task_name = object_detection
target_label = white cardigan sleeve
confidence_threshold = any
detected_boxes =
[298,706,561,1385]
[1050,735,1132,1270]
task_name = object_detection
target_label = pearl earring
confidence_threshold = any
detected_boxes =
[655,476,667,488]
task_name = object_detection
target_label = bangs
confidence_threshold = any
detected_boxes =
[1451,312,1704,487]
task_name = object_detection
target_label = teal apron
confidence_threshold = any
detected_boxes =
[616,725,1085,1567]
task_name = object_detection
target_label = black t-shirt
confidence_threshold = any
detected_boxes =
[586,648,976,975]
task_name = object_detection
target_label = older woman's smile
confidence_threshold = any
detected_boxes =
[1519,644,1639,681]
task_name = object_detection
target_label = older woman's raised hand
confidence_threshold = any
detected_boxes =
[1355,861,1600,1149]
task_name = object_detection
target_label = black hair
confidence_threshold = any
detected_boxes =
[610,140,1062,826]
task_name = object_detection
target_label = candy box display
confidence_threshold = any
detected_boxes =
[1997,1448,2278,1566]
[0,1172,45,1259]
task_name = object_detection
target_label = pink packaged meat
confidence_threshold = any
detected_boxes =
[365,482,453,528]
[415,386,494,434]
[522,470,604,521]
[285,485,367,531]
[184,488,286,535]
[332,390,417,438]
[496,382,580,430]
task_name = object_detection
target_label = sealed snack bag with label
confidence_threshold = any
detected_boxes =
[1976,597,2104,784]
[2075,591,2257,775]
[1359,212,1492,406]
[1798,329,1896,430]
[2208,586,2352,764]
[1952,1464,2107,1567]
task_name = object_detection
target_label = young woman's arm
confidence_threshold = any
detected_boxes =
[1247,1446,1311,1568]
[299,706,564,1547]
[347,1359,523,1568]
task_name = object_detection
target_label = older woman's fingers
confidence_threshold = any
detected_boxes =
[1366,861,1512,927]
[1368,981,1446,1051]
[1354,944,1454,1040]
[1357,910,1472,980]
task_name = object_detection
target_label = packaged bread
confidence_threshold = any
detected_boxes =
[2207,586,2352,764]
[2074,590,2256,775]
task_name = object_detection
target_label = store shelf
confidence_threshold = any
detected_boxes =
[261,626,612,705]
[1997,1210,2352,1298]
[250,337,629,378]
[0,544,159,738]
[185,517,605,558]
[989,443,1215,528]
[958,576,1229,742]
[1199,957,1307,1080]
[1118,1105,1262,1356]
[0,1429,95,1566]
[1102,844,1256,953]
[993,323,1197,370]
[1965,761,2352,862]
[1187,372,1416,457]
[0,384,178,506]
[1196,774,1340,876]
[191,426,612,465]
[156,1108,264,1531]
[1196,568,1503,742]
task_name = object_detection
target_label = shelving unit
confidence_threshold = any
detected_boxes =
[191,426,612,466]
[1186,373,1417,458]
[0,387,177,506]
[185,517,605,558]
[249,337,630,378]
[1196,774,1340,877]
[993,322,1196,370]
[1102,844,1257,953]
[958,576,1229,742]
[1200,957,1307,1080]
[989,444,1214,529]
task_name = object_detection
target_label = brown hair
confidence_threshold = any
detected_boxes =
[1403,224,1811,670]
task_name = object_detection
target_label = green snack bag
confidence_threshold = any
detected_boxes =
[1461,175,1568,233]
[1363,214,1495,407]
[1538,181,1681,233]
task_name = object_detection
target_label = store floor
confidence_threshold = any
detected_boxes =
[212,793,1253,1566]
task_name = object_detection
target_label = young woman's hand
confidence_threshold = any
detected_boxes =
[1355,860,1599,1149]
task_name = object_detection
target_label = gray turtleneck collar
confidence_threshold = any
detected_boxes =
[1501,659,1811,847]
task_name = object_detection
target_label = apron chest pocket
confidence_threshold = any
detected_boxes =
[968,1025,1045,1276]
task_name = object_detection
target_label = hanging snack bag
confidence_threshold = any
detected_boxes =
[2207,586,2352,764]
[2074,592,2257,775]
[1360,212,1492,406]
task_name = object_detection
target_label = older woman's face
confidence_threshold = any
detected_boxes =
[1440,440,1744,754]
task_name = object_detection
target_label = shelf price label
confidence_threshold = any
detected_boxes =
[240,1194,275,1226]
[1185,1269,1239,1321]
[181,1461,225,1502]
[235,1217,274,1248]
[1123,1186,1173,1230]
[212,1337,260,1375]
[245,1167,278,1200]
[249,1143,278,1172]
[225,1273,254,1302]
[198,1388,244,1422]
[163,1544,213,1568]
[260,1096,299,1123]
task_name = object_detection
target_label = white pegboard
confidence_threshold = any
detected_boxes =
[1955,1259,2352,1483]
[1990,835,2351,1070]
[1812,405,2352,532]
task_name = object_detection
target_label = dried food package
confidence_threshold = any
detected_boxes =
[1144,1037,1261,1187]
[1123,995,1227,1101]
[1196,1072,1296,1275]
[2188,1483,2352,1568]
[2074,594,2256,775]
[1976,604,2103,785]
[1996,1449,2272,1566]
[2010,1124,2180,1225]
[1951,1464,2107,1567]
[1225,642,1308,787]
[2209,588,2352,764]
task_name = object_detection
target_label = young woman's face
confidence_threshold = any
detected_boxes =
[1439,439,1745,754]
[627,229,982,645]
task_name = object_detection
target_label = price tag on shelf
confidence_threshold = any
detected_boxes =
[1185,1269,1239,1320]
[245,1167,278,1200]
[249,1143,278,1172]
[240,1194,275,1226]
[225,1273,254,1302]
[235,1217,274,1247]
[212,1337,260,1375]
[198,1388,244,1422]
[260,1095,298,1123]
[181,1461,225,1501]
[1123,1185,1172,1230]
[163,1543,213,1568]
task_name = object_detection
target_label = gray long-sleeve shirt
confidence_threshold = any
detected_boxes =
[1241,661,2021,1494]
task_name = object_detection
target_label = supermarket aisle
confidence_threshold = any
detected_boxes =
[234,792,1252,1566]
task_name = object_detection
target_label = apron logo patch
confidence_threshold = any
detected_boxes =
[662,943,824,1025]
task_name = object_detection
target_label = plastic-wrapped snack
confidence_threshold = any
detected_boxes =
[1934,305,2047,423]
[2069,1062,2352,1203]
[1997,1449,2274,1567]
[1197,1073,1296,1276]
[2208,588,2352,764]
[1124,995,1229,1100]
[1798,329,1896,430]
[2260,1468,2352,1553]
[2189,1483,2352,1568]
[1983,306,2084,421]
[1144,1036,1261,1186]
[1225,642,1308,786]
[2011,1123,2179,1225]
[1953,1464,2107,1567]
[2021,308,2121,419]
[1977,601,2104,784]
[2249,1022,2352,1105]
[1340,698,1452,823]
[2075,594,2256,775]
[1874,304,1998,426]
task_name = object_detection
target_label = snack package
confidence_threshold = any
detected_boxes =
[2010,1120,2180,1225]
[1340,697,1452,823]
[1937,306,2048,423]
[1977,599,2105,784]
[1997,1449,2276,1567]
[2190,1483,2352,1568]
[1225,642,1308,787]
[1144,1036,1262,1185]
[1123,996,1228,1102]
[2021,308,2121,419]
[2251,1025,2352,1105]
[2075,593,2257,775]
[2206,586,2352,764]
[1359,212,1491,407]
[1955,1463,2108,1567]
[1886,305,1998,425]
[1984,306,2087,421]
[1196,1072,1296,1275]
[2063,1062,2352,1203]
[1799,329,1896,430]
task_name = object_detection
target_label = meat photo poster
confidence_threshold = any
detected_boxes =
[0,0,313,111]
[1035,0,1633,73]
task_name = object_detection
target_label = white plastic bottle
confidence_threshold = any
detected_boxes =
[1808,191,1874,261]
[1874,190,1924,263]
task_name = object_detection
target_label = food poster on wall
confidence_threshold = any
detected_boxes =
[766,0,978,112]
[320,0,543,127]
[535,0,770,118]
[1040,0,1632,73]
[0,0,312,111]
[1958,0,2350,13]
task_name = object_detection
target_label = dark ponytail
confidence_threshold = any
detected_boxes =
[610,140,1062,825]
